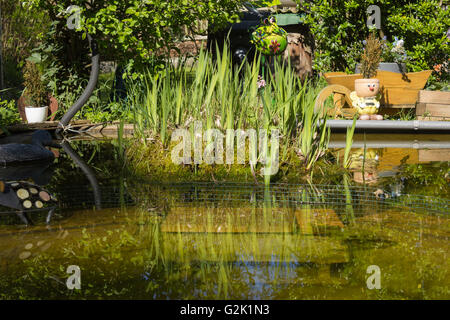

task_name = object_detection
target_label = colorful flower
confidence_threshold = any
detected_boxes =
[257,75,266,89]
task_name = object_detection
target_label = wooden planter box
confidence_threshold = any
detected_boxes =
[416,90,450,120]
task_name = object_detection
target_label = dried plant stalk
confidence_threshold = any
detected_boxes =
[360,32,383,79]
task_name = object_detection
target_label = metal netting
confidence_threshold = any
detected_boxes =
[130,182,450,216]
[1,181,448,226]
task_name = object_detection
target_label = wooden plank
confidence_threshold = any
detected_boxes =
[416,103,450,117]
[416,102,426,115]
[380,88,421,106]
[376,70,431,90]
[418,90,450,104]
[419,149,450,162]
[417,116,450,121]
[6,120,93,133]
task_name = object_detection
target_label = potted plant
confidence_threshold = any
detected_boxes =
[379,36,409,74]
[356,36,409,74]
[353,31,383,120]
[22,60,49,123]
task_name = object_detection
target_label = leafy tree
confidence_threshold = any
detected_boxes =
[300,0,449,80]
[24,0,246,74]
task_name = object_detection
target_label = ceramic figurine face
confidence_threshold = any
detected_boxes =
[363,81,380,96]
[354,78,381,97]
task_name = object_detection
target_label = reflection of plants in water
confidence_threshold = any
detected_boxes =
[398,162,450,198]
[343,174,355,224]
[0,203,348,299]
[1,204,448,299]
[51,140,129,186]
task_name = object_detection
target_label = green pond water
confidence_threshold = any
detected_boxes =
[0,134,449,300]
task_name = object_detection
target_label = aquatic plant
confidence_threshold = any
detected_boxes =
[126,42,330,181]
[296,85,330,172]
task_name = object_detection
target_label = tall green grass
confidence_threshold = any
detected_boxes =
[126,42,330,171]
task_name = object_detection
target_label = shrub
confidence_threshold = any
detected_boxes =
[0,98,20,128]
[301,0,449,81]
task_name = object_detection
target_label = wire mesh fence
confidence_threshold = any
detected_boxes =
[1,180,448,225]
[130,182,450,215]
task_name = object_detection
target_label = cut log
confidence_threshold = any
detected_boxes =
[23,200,32,209]
[35,201,44,209]
[16,189,30,200]
[39,191,51,202]
[29,187,39,195]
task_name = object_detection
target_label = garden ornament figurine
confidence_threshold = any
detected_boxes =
[350,85,383,120]
[0,130,60,165]
[251,16,288,56]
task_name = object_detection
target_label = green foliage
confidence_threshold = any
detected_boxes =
[343,117,357,168]
[0,1,49,100]
[425,76,449,92]
[0,97,20,128]
[24,0,245,74]
[0,0,48,64]
[302,0,449,80]
[400,162,450,198]
[22,60,48,107]
[25,20,93,113]
[126,43,330,180]
[252,0,281,8]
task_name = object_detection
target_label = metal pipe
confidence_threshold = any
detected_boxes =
[324,120,450,131]
[328,141,450,149]
[57,34,99,132]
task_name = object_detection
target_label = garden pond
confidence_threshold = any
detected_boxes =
[0,133,448,299]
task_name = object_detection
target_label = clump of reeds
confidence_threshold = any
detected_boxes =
[126,41,331,176]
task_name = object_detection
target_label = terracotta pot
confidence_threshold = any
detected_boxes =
[354,78,380,97]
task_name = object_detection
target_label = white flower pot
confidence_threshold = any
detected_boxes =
[25,106,48,123]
